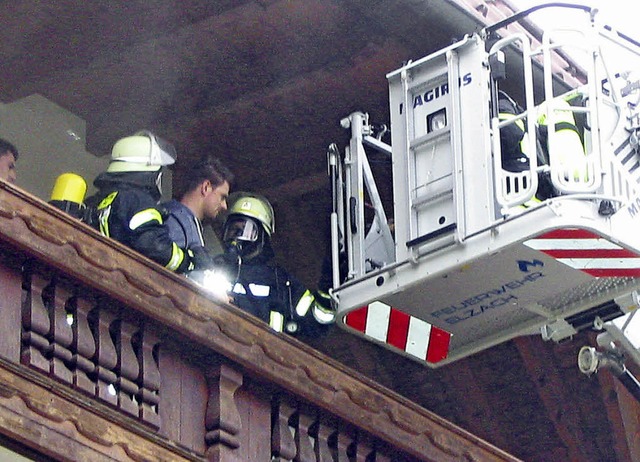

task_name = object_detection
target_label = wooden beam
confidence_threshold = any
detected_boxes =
[595,361,636,462]
[514,335,613,461]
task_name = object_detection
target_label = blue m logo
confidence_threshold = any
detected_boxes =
[518,259,544,272]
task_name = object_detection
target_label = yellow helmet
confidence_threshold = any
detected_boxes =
[107,130,177,173]
[227,192,275,235]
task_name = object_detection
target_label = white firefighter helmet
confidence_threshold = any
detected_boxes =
[226,192,275,236]
[107,130,177,173]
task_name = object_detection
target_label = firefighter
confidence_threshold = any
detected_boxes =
[537,97,587,184]
[0,138,18,184]
[215,192,335,337]
[85,130,210,273]
[497,91,530,173]
[498,91,557,204]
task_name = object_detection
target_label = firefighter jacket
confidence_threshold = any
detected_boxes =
[85,171,194,273]
[214,249,335,338]
[537,98,587,182]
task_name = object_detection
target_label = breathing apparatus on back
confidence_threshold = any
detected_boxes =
[49,172,88,220]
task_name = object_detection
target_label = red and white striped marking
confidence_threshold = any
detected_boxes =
[524,229,640,277]
[343,301,451,363]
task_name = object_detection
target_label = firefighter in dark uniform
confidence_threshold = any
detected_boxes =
[85,130,210,273]
[498,91,558,204]
[215,193,335,337]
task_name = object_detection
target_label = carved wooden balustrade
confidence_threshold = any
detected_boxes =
[0,181,520,462]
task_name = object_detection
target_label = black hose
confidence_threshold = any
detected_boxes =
[484,3,592,37]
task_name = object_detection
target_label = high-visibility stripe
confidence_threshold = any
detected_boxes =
[165,242,185,271]
[270,311,284,332]
[534,228,598,240]
[345,306,368,332]
[97,191,118,209]
[295,289,315,316]
[387,308,410,350]
[249,283,270,297]
[344,302,451,364]
[581,268,640,277]
[97,191,118,237]
[541,248,636,259]
[98,207,111,237]
[232,283,247,294]
[312,305,336,324]
[405,316,431,359]
[525,238,620,250]
[426,326,451,363]
[524,229,640,278]
[129,208,163,230]
[556,258,640,269]
[363,301,390,341]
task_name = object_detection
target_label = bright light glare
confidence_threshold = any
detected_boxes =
[201,270,232,302]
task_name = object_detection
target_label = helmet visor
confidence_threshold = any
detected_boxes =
[223,217,259,243]
[135,130,177,166]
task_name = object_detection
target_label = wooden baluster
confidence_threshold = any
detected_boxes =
[21,271,51,372]
[310,416,336,462]
[91,303,118,405]
[48,280,74,384]
[370,442,393,462]
[136,325,161,428]
[334,427,352,461]
[350,432,374,462]
[294,408,316,462]
[114,319,141,417]
[271,397,297,461]
[71,295,97,394]
[204,363,243,455]
[0,256,23,363]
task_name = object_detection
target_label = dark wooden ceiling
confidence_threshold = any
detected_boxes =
[2,1,638,461]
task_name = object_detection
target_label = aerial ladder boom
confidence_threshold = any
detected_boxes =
[328,3,640,397]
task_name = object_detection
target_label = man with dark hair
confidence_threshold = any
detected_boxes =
[0,138,19,184]
[162,155,234,250]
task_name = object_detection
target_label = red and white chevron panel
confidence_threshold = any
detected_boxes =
[343,301,451,364]
[524,228,640,277]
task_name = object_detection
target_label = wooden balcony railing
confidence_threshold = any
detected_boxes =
[0,181,520,462]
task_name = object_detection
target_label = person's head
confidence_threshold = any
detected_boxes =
[178,155,234,221]
[0,138,19,184]
[222,192,274,260]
